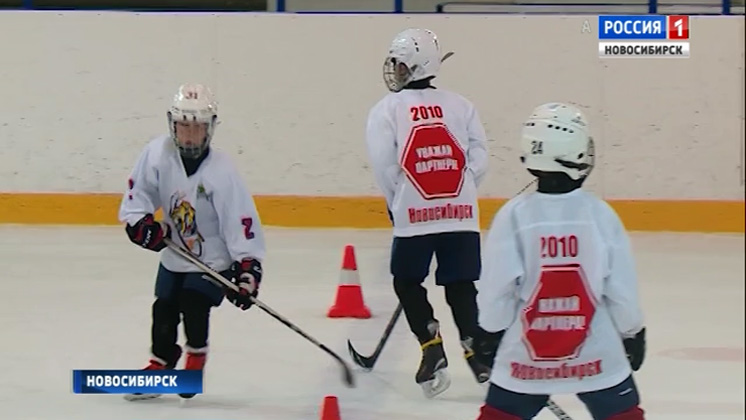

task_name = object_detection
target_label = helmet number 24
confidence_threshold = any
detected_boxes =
[531,140,544,155]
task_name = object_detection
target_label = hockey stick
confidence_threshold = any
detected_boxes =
[347,180,538,370]
[164,238,356,388]
[441,51,455,62]
[347,304,403,370]
[546,401,574,420]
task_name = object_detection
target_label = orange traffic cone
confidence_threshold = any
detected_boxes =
[327,245,371,319]
[319,395,341,420]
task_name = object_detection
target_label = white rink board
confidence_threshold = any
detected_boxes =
[0,12,743,200]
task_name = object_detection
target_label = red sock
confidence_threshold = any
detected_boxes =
[607,406,645,420]
[184,353,206,370]
[476,404,522,420]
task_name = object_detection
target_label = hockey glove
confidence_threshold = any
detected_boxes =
[125,214,169,252]
[227,258,262,310]
[623,327,646,371]
[473,328,505,369]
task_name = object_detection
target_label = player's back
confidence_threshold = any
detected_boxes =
[369,88,486,237]
[489,188,640,395]
[511,189,612,296]
[381,88,474,145]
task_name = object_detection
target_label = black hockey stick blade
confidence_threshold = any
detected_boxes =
[164,238,356,388]
[323,343,356,387]
[441,51,455,62]
[347,340,376,370]
[347,304,403,370]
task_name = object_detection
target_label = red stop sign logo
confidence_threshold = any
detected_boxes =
[521,264,597,361]
[401,123,466,200]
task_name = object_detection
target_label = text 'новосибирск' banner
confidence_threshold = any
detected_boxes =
[72,370,202,395]
[598,15,690,58]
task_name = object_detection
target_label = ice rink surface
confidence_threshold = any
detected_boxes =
[0,226,743,420]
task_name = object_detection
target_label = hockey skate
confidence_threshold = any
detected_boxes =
[415,322,451,398]
[178,350,206,399]
[124,346,182,402]
[461,337,491,384]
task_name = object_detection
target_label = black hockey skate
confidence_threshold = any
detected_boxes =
[461,337,491,384]
[124,346,182,402]
[415,322,451,398]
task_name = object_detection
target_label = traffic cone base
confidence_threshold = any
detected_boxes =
[320,395,341,420]
[327,245,371,319]
[327,285,372,318]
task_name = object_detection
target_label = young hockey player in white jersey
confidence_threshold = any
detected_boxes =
[365,28,491,398]
[118,83,266,401]
[473,103,646,420]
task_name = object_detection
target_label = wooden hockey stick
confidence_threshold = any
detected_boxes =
[164,238,356,388]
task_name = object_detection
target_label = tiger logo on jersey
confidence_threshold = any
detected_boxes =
[169,192,205,256]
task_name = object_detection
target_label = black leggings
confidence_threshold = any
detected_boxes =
[151,289,213,365]
[393,278,479,343]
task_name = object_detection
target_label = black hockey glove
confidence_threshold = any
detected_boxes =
[623,328,646,371]
[125,214,169,252]
[226,258,262,310]
[473,328,505,369]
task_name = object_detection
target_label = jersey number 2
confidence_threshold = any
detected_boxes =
[241,217,255,239]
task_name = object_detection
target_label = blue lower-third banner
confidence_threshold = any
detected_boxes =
[72,370,203,395]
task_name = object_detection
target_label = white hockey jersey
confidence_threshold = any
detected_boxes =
[365,88,489,238]
[477,189,644,395]
[119,135,266,273]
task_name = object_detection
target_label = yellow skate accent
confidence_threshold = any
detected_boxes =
[420,336,443,350]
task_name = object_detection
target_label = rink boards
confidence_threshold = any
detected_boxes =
[0,193,742,232]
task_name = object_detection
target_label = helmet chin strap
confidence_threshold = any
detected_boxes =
[530,170,585,194]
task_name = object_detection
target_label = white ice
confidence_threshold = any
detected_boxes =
[0,226,743,420]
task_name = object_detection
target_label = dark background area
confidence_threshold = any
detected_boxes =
[0,0,267,10]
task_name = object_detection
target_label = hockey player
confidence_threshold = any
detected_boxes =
[473,103,646,420]
[365,28,490,398]
[118,83,266,401]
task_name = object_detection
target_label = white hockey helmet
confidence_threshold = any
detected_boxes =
[520,103,595,180]
[383,28,442,93]
[167,83,218,159]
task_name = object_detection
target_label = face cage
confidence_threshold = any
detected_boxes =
[553,136,596,180]
[383,57,415,93]
[583,137,596,179]
[168,112,215,159]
